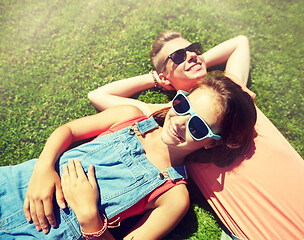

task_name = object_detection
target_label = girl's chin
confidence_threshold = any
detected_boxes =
[161,130,180,146]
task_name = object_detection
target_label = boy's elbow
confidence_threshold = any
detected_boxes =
[87,90,104,110]
[88,90,103,106]
[237,35,249,44]
[87,90,95,102]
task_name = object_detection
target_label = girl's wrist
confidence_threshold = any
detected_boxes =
[80,214,108,239]
[78,210,104,233]
[35,158,55,171]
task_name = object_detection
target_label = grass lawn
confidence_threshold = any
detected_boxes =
[1,0,303,239]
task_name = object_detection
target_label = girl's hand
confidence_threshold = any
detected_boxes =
[61,159,101,230]
[23,161,65,234]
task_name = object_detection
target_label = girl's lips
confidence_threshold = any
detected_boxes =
[168,120,184,141]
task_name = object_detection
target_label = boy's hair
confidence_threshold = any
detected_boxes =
[150,30,182,73]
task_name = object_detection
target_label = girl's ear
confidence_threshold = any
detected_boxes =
[204,139,222,149]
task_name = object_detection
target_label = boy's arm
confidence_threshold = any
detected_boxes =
[88,73,154,114]
[88,72,172,115]
[203,35,250,85]
[24,105,143,234]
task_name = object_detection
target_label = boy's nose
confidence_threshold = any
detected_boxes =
[186,51,198,62]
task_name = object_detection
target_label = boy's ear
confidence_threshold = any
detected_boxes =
[158,73,174,90]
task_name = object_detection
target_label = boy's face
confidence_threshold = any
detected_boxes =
[157,38,207,91]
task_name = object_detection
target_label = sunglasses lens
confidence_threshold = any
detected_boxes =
[166,42,202,70]
[188,116,208,140]
[171,50,186,64]
[173,94,190,114]
[188,43,203,55]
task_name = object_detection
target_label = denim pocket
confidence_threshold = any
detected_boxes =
[0,210,28,231]
[85,135,148,201]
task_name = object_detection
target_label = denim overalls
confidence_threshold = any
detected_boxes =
[0,116,188,239]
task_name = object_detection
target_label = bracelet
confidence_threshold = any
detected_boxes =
[150,71,158,88]
[81,214,108,240]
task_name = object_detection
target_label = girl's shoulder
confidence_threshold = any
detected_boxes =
[109,105,146,122]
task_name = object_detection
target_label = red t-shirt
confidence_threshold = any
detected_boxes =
[187,75,304,239]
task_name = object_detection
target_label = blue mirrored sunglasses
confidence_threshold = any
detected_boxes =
[160,42,203,72]
[171,90,221,141]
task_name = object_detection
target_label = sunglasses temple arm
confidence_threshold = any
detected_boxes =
[160,58,170,73]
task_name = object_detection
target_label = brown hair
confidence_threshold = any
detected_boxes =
[149,30,182,73]
[151,71,257,167]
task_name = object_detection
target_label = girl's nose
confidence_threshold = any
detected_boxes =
[173,114,190,128]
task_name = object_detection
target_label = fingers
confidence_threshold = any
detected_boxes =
[65,159,90,180]
[68,159,77,178]
[61,164,69,192]
[24,193,53,234]
[23,197,31,223]
[43,200,55,230]
[57,164,67,209]
[62,159,96,188]
[87,165,97,188]
[62,163,69,176]
[23,163,62,234]
[29,199,50,234]
[55,182,66,209]
[162,84,175,91]
[74,159,86,180]
[29,198,41,231]
[75,160,97,189]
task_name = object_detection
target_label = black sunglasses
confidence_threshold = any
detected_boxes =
[160,42,203,72]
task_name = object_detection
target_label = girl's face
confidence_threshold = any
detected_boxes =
[157,38,207,91]
[161,88,221,152]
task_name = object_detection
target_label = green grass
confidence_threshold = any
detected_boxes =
[1,0,304,239]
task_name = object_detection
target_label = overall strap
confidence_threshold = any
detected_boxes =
[135,116,159,135]
[166,165,188,181]
[135,117,188,181]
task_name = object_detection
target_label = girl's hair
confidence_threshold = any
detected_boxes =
[150,30,182,73]
[151,72,257,167]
